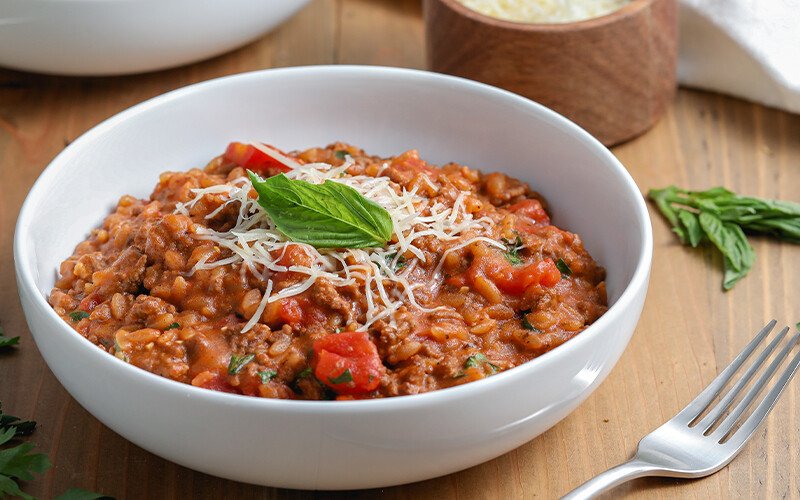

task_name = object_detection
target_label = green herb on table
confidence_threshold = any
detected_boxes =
[68,311,90,322]
[649,186,800,290]
[258,370,277,384]
[54,488,114,500]
[0,326,19,349]
[0,405,36,436]
[327,369,353,385]
[555,258,572,277]
[0,407,50,500]
[227,354,255,375]
[248,172,393,249]
[502,234,525,265]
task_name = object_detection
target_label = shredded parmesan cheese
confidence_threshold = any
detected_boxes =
[175,154,498,332]
[458,0,630,24]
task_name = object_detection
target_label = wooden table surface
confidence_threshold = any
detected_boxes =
[1,1,798,498]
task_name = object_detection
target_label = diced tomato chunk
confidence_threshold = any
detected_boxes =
[509,199,550,226]
[197,373,238,394]
[471,256,561,295]
[313,331,384,396]
[390,149,439,177]
[79,293,101,311]
[223,142,294,174]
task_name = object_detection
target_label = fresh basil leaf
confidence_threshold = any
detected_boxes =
[699,213,755,290]
[258,370,277,384]
[249,172,393,249]
[68,311,90,322]
[55,488,114,500]
[227,354,255,375]
[649,187,687,242]
[677,210,705,247]
[555,258,572,277]
[328,369,353,385]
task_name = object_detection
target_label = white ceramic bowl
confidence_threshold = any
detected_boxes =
[15,66,652,489]
[0,0,309,76]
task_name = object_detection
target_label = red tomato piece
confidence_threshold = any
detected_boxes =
[490,259,561,294]
[78,292,101,311]
[313,331,384,396]
[509,199,551,226]
[390,149,439,177]
[223,142,294,174]
[198,374,238,394]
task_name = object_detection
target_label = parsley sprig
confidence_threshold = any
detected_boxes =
[650,186,800,290]
[0,325,19,349]
[1,334,110,499]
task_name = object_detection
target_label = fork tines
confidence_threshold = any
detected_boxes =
[679,320,800,445]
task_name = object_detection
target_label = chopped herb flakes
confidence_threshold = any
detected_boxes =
[519,310,541,332]
[296,367,313,379]
[165,322,180,330]
[68,311,90,322]
[555,259,572,277]
[328,369,354,385]
[227,354,255,375]
[384,252,407,273]
[462,353,499,375]
[502,234,525,265]
[334,150,349,160]
[258,370,278,384]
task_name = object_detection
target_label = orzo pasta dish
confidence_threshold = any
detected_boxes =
[49,142,607,400]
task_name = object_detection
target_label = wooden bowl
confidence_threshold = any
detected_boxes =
[424,0,677,146]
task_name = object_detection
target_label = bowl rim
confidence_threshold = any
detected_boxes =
[14,64,653,412]
[432,0,653,32]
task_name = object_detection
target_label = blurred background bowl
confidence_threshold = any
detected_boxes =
[424,0,677,146]
[0,0,310,76]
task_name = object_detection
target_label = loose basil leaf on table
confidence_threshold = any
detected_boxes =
[649,185,797,290]
[249,172,393,249]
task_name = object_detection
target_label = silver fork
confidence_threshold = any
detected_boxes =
[563,320,800,499]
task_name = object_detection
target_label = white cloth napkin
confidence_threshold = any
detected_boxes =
[679,0,800,113]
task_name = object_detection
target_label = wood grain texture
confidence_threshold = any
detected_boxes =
[0,0,798,498]
[424,0,677,146]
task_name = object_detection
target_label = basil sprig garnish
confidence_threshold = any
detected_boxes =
[650,186,800,290]
[249,172,393,249]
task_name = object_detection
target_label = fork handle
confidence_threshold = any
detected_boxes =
[561,458,661,499]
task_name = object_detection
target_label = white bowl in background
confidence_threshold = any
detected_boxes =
[14,66,652,489]
[0,0,310,76]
